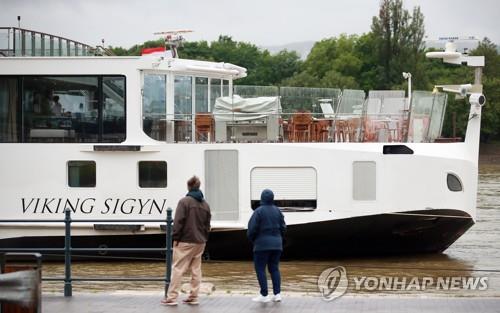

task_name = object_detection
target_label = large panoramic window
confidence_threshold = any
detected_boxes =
[142,74,166,141]
[23,76,100,143]
[0,75,125,143]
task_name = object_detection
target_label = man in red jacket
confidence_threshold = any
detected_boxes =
[161,176,211,306]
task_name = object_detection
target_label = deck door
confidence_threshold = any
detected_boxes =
[204,150,239,221]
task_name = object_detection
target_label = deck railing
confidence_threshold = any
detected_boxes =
[0,208,174,297]
[0,27,111,57]
[142,86,448,144]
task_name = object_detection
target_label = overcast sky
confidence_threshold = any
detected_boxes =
[1,0,498,48]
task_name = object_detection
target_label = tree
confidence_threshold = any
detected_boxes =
[109,35,302,86]
[371,0,425,89]
[472,38,500,142]
[284,34,363,88]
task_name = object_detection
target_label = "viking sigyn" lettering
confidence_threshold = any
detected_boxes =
[21,198,167,215]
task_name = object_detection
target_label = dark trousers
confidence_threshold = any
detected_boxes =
[253,250,282,296]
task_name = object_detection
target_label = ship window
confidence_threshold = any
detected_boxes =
[143,74,166,141]
[447,173,463,192]
[68,161,96,187]
[174,76,193,142]
[139,161,167,188]
[8,75,127,144]
[195,77,209,113]
[210,79,222,112]
[222,80,230,97]
[23,76,99,143]
[353,161,376,200]
[0,78,20,142]
[102,76,126,142]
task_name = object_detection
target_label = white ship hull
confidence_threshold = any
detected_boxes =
[0,141,477,258]
[0,56,482,259]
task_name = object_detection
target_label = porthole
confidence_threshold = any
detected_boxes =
[447,173,463,192]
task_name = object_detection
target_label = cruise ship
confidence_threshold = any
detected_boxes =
[0,28,485,259]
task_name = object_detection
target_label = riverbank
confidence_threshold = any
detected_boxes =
[479,143,500,164]
[42,292,500,313]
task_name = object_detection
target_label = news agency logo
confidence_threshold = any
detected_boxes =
[318,266,489,301]
[317,266,348,301]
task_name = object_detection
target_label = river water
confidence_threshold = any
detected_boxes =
[42,165,500,297]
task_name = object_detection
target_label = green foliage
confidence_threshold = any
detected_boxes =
[370,0,426,89]
[109,35,301,86]
[473,39,500,141]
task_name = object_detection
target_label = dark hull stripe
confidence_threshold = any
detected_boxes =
[0,209,474,260]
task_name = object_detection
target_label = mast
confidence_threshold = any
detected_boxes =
[153,30,193,58]
[426,41,485,163]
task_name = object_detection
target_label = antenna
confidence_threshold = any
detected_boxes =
[426,41,484,85]
[153,29,193,58]
[426,40,485,95]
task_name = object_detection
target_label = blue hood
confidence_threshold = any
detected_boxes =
[260,189,274,205]
[187,189,204,202]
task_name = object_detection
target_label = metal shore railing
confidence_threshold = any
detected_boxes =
[0,208,174,297]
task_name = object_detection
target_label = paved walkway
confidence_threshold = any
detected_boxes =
[42,293,500,313]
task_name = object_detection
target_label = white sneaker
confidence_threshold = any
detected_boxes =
[272,294,282,302]
[252,295,271,303]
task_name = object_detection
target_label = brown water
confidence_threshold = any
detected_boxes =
[42,165,500,297]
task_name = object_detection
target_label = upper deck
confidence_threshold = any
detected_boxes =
[0,56,447,145]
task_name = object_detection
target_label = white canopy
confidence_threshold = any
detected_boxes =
[213,95,281,121]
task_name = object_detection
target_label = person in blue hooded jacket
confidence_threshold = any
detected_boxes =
[247,189,286,303]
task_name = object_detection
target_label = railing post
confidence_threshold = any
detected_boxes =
[164,207,173,297]
[64,209,72,297]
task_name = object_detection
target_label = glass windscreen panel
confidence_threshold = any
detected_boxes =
[69,42,76,56]
[60,39,68,56]
[408,91,447,143]
[34,33,43,56]
[363,90,408,143]
[14,29,22,56]
[279,86,340,143]
[143,74,166,141]
[24,32,33,56]
[44,36,51,56]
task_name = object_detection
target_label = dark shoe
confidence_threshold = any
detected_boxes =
[182,298,199,305]
[160,298,178,306]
